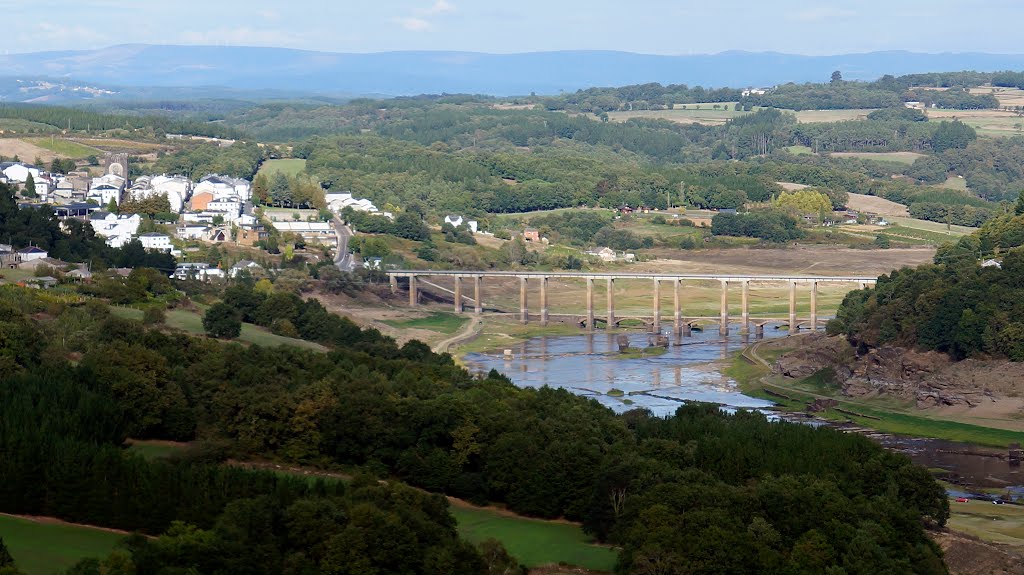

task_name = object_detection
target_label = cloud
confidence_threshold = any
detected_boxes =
[393,17,433,32]
[256,9,280,21]
[422,0,455,15]
[789,7,856,22]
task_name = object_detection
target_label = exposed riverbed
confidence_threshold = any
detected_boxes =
[465,328,1024,498]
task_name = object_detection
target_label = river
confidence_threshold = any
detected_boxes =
[464,328,1024,499]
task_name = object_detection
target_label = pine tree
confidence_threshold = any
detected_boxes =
[0,537,15,568]
[24,173,36,198]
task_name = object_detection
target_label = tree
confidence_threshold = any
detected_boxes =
[830,70,843,84]
[270,173,292,207]
[106,198,118,214]
[1015,193,1024,216]
[23,173,36,198]
[203,303,242,339]
[0,537,14,568]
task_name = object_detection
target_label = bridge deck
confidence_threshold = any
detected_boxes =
[388,270,876,282]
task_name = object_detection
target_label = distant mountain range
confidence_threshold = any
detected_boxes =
[5,44,1024,99]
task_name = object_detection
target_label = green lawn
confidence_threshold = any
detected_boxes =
[381,312,468,335]
[889,217,975,236]
[257,159,307,178]
[947,499,1024,549]
[27,138,103,159]
[451,507,617,572]
[110,307,327,351]
[0,515,124,575]
[785,145,814,155]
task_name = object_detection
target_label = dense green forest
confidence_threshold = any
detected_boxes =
[0,104,241,140]
[0,280,950,574]
[830,200,1024,359]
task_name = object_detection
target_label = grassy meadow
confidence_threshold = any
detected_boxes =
[256,158,307,178]
[110,307,327,351]
[27,137,103,159]
[381,311,468,335]
[0,515,124,575]
[452,507,617,572]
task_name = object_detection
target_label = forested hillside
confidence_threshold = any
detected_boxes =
[830,200,1024,360]
[0,281,949,574]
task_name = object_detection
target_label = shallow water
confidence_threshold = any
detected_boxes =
[465,327,1024,495]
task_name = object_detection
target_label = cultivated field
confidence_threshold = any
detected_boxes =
[257,158,307,178]
[928,107,1024,137]
[793,109,875,123]
[845,193,910,217]
[0,514,124,575]
[605,106,875,126]
[28,137,103,159]
[970,86,1024,108]
[830,151,926,165]
[0,139,58,163]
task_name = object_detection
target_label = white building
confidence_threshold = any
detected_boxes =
[89,211,141,248]
[229,260,263,278]
[171,262,224,281]
[176,224,208,240]
[271,221,335,243]
[1,163,42,183]
[207,198,243,222]
[129,175,192,213]
[138,232,172,252]
[87,174,126,207]
[325,190,379,214]
[16,246,48,262]
[194,174,251,202]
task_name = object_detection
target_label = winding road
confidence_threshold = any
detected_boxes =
[332,217,356,272]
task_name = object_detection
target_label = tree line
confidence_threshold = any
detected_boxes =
[0,280,952,574]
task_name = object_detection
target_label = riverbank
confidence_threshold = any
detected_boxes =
[726,341,1024,448]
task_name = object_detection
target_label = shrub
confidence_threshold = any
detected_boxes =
[143,306,166,325]
[202,303,242,339]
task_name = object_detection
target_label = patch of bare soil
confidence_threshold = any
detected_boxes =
[775,334,1024,431]
[0,139,58,163]
[634,245,934,277]
[933,530,1024,575]
[845,193,911,217]
[312,288,450,346]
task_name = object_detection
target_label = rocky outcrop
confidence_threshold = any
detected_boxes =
[773,335,1024,408]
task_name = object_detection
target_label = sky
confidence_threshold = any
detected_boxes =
[2,0,1021,55]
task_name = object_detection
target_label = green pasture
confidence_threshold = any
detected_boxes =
[452,507,617,572]
[27,138,103,159]
[256,158,307,178]
[0,515,124,575]
[110,307,327,351]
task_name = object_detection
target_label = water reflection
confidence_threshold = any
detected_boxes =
[466,326,788,417]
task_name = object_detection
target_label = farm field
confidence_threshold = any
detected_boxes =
[381,311,468,335]
[605,103,748,125]
[27,137,103,159]
[935,176,969,191]
[946,499,1024,549]
[0,119,60,134]
[844,193,910,217]
[74,138,166,153]
[928,107,1024,137]
[451,506,617,572]
[972,86,1024,108]
[889,216,975,235]
[0,139,58,164]
[0,514,124,575]
[793,109,876,123]
[257,158,307,178]
[829,151,926,165]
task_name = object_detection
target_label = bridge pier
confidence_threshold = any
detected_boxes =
[586,278,594,332]
[520,277,528,324]
[540,277,549,326]
[719,280,729,336]
[606,278,615,330]
[810,281,818,331]
[755,324,764,338]
[454,277,463,313]
[673,280,682,336]
[740,280,750,334]
[474,276,482,314]
[409,275,418,307]
[683,323,692,337]
[390,275,398,294]
[788,281,797,335]
[652,279,661,333]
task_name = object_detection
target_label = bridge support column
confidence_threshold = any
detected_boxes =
[741,280,750,334]
[673,280,682,336]
[454,277,463,313]
[586,278,594,332]
[788,281,797,335]
[652,279,661,333]
[755,324,764,338]
[859,281,868,290]
[519,277,528,324]
[540,277,549,326]
[474,276,482,314]
[408,275,418,307]
[390,274,398,294]
[810,281,818,331]
[606,278,615,330]
[719,280,729,336]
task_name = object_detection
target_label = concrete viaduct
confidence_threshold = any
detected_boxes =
[387,271,876,336]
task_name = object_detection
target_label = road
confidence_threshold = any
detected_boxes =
[332,217,356,272]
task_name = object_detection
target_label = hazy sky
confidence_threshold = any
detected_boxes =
[3,0,1019,55]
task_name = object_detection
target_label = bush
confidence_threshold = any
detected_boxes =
[202,303,242,339]
[142,306,166,325]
